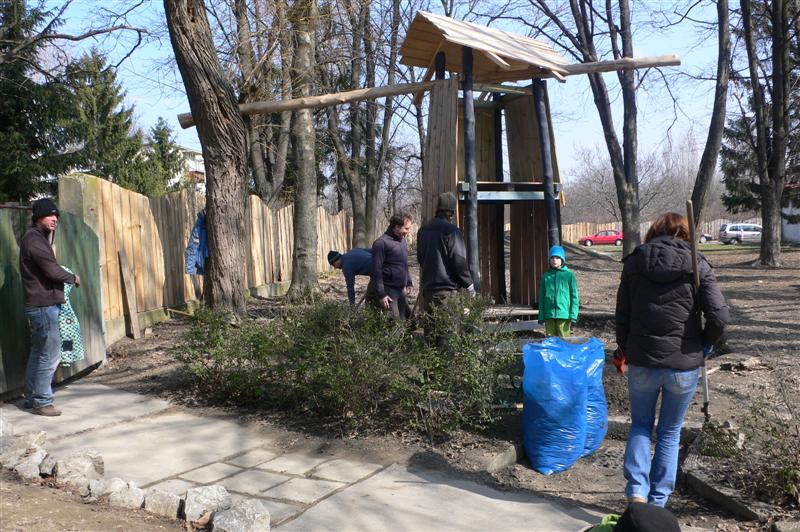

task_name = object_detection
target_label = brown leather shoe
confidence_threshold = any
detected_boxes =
[32,405,61,417]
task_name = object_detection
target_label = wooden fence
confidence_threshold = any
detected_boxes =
[561,217,763,243]
[59,174,351,343]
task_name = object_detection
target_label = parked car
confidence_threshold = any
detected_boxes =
[579,229,623,247]
[719,223,762,244]
[698,232,713,243]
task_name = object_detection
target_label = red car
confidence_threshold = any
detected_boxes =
[579,229,623,247]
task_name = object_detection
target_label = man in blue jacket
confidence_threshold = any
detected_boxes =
[328,248,372,304]
[366,212,414,319]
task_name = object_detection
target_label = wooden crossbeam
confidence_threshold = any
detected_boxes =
[178,79,442,129]
[177,54,681,129]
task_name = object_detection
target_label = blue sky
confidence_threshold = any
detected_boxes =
[51,0,722,179]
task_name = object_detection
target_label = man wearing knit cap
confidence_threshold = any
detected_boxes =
[416,192,475,318]
[327,248,372,304]
[19,198,80,416]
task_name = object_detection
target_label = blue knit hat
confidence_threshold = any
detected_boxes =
[549,245,566,262]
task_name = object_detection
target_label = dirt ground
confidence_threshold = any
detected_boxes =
[0,469,182,531]
[5,242,798,530]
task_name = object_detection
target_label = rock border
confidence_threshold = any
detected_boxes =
[0,413,271,531]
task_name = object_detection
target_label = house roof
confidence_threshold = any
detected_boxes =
[399,11,569,83]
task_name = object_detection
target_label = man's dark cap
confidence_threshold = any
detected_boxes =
[615,502,681,532]
[328,250,342,265]
[32,198,59,221]
[436,192,457,212]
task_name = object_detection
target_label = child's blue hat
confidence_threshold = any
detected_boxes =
[549,245,566,262]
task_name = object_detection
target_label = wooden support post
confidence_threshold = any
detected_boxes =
[531,79,560,248]
[463,46,481,293]
[118,249,141,339]
[493,92,507,303]
[435,51,446,80]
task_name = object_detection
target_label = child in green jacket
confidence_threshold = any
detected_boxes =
[538,245,580,337]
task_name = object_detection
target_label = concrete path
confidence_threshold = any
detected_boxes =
[2,382,602,530]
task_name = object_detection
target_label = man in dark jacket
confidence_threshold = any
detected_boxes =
[328,248,372,304]
[416,192,474,314]
[20,198,80,416]
[367,212,414,319]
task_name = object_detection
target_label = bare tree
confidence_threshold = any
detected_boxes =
[164,0,248,315]
[739,0,790,266]
[689,0,731,225]
[527,0,643,255]
[286,0,320,299]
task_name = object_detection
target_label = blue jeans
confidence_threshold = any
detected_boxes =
[624,364,700,507]
[24,305,62,408]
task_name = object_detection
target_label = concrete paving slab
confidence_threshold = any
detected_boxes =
[277,464,601,531]
[220,469,290,496]
[46,410,272,486]
[146,478,199,495]
[227,448,278,468]
[0,382,170,439]
[228,493,301,525]
[311,459,383,483]
[259,452,333,475]
[263,478,345,504]
[180,462,244,483]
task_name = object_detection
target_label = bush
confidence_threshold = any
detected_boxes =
[739,392,800,508]
[173,295,515,438]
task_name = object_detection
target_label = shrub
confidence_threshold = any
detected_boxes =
[724,374,800,508]
[173,295,515,438]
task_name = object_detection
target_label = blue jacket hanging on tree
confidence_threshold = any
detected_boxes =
[185,211,209,275]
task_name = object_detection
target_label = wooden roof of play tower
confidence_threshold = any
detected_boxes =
[400,11,570,82]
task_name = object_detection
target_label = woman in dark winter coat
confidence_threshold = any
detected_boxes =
[615,212,729,507]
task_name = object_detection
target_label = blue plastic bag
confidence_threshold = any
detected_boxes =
[581,337,608,457]
[522,337,607,474]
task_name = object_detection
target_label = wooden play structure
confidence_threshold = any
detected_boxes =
[178,11,680,308]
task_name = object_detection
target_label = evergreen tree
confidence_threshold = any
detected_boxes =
[148,117,185,192]
[0,0,73,201]
[64,49,145,187]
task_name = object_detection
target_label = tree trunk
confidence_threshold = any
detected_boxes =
[760,0,788,266]
[741,0,786,266]
[347,0,368,246]
[233,0,269,198]
[286,0,319,300]
[270,0,292,205]
[691,0,730,226]
[615,0,642,255]
[376,0,401,219]
[164,0,248,315]
[363,5,379,241]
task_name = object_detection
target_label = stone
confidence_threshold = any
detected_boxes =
[0,447,28,468]
[56,448,104,488]
[184,485,232,523]
[14,430,46,450]
[89,477,127,498]
[213,499,271,532]
[772,521,800,532]
[39,454,57,476]
[144,488,181,519]
[13,447,47,480]
[109,481,145,509]
[0,413,13,453]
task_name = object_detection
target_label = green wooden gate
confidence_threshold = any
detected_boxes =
[0,207,104,398]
